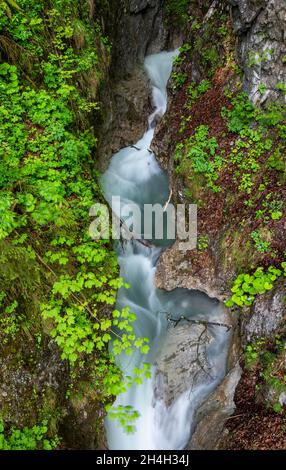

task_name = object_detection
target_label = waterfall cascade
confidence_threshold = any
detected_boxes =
[102,51,230,450]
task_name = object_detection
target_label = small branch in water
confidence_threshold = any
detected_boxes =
[158,311,231,385]
[163,189,173,212]
[163,312,232,331]
[196,323,214,380]
[111,208,154,249]
[131,145,141,151]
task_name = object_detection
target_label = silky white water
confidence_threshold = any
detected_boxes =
[102,51,230,450]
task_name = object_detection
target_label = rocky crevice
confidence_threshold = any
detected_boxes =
[96,0,182,168]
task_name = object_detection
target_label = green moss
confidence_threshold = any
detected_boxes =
[219,228,254,277]
[165,0,190,25]
[245,336,286,415]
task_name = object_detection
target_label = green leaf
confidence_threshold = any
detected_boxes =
[140,345,150,355]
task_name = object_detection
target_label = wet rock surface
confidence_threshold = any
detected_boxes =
[154,323,215,407]
[97,67,151,169]
[108,0,167,79]
[189,363,242,450]
[155,240,225,301]
[152,308,240,449]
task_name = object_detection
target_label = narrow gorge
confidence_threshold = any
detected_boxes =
[102,50,232,450]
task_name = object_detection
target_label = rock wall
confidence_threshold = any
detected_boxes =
[154,0,285,334]
[154,323,220,407]
[229,0,286,104]
[107,0,168,80]
[242,279,286,344]
[97,0,286,165]
[189,364,242,450]
[96,0,181,167]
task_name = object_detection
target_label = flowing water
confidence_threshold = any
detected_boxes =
[102,51,231,450]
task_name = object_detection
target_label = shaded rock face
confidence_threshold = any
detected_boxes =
[97,67,151,169]
[108,0,168,80]
[229,0,286,104]
[0,338,67,428]
[188,323,242,449]
[0,335,106,450]
[189,364,242,450]
[60,393,107,450]
[243,281,286,343]
[97,0,173,167]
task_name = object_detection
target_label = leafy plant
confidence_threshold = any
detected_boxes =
[267,147,285,172]
[251,230,271,253]
[174,42,191,66]
[172,71,188,89]
[106,405,140,435]
[222,93,255,133]
[175,125,221,192]
[248,49,273,67]
[244,336,286,415]
[258,84,267,94]
[276,82,286,95]
[244,340,266,370]
[198,235,209,251]
[185,79,211,110]
[0,0,149,435]
[165,0,190,25]
[226,264,285,308]
[0,420,58,450]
